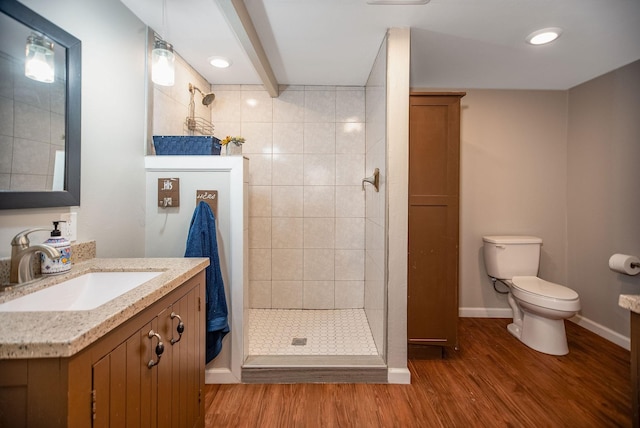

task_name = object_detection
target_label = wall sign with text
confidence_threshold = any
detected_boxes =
[158,178,180,207]
[196,190,218,217]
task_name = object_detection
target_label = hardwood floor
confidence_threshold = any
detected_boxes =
[205,318,631,427]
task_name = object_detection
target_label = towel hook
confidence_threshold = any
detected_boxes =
[362,168,380,192]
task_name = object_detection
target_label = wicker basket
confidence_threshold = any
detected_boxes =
[153,136,221,155]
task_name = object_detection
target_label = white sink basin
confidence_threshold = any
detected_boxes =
[0,271,162,312]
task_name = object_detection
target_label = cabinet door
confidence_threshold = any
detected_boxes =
[408,93,463,349]
[156,307,173,428]
[163,286,202,428]
[91,276,204,428]
[0,359,66,428]
[92,319,160,428]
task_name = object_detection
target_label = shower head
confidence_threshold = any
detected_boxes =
[189,83,215,106]
[201,92,215,106]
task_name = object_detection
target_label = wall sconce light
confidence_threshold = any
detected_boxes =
[152,39,175,86]
[25,33,54,83]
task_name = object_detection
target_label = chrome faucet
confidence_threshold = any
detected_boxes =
[9,229,61,285]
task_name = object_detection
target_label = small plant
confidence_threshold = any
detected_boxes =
[220,136,245,146]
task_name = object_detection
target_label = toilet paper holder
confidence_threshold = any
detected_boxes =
[609,253,640,276]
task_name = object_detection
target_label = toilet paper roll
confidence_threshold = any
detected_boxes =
[608,254,640,276]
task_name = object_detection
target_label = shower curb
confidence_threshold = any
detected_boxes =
[241,355,387,383]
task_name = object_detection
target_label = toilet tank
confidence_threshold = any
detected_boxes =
[482,235,542,279]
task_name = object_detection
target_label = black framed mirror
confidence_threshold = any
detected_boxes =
[0,0,81,209]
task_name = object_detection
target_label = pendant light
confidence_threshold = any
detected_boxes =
[152,0,175,86]
[152,39,175,86]
[25,33,54,83]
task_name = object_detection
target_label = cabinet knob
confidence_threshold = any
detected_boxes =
[147,330,164,368]
[170,312,185,345]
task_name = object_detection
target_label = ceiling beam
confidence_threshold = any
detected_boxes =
[217,0,279,98]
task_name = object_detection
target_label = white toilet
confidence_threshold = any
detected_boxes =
[482,235,580,356]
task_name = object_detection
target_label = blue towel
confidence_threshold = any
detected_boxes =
[185,201,229,363]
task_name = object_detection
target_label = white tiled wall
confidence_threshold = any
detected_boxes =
[364,37,388,355]
[212,85,366,309]
[0,54,66,191]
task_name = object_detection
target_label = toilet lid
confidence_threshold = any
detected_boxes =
[511,276,578,300]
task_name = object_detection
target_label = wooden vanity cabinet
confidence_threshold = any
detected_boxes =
[631,312,640,427]
[0,271,205,428]
[407,92,465,358]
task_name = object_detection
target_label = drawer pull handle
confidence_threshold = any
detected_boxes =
[170,312,185,345]
[147,330,164,368]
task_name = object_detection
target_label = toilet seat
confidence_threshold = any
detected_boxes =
[510,276,581,312]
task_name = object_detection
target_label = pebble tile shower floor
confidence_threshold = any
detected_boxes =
[247,309,379,356]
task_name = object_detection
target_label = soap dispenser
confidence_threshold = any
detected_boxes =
[41,221,72,275]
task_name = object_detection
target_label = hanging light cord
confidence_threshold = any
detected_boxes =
[161,0,169,41]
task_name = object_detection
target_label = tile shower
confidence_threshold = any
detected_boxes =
[149,34,389,368]
[212,74,387,359]
[216,85,366,310]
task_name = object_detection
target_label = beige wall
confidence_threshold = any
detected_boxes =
[457,89,569,315]
[453,60,640,347]
[567,59,640,340]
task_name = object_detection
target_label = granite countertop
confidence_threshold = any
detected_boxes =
[619,295,640,314]
[0,257,209,359]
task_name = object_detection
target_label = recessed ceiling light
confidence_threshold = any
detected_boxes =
[209,56,231,68]
[526,28,563,45]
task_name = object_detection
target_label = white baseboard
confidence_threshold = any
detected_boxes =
[571,314,630,351]
[387,367,411,384]
[459,307,630,351]
[205,367,241,384]
[459,307,512,318]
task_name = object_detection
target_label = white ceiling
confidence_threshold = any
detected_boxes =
[121,0,640,91]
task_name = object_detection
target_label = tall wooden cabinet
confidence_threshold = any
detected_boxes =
[408,92,465,357]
